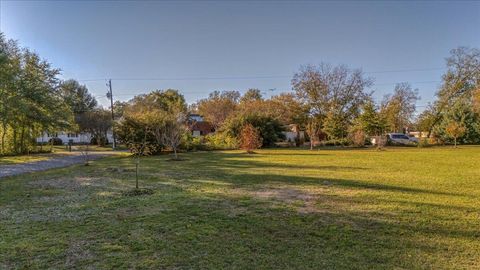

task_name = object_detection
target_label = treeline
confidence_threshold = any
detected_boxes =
[1,31,478,155]
[0,33,113,155]
[115,47,479,152]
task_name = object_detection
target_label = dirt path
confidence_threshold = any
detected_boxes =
[0,152,119,178]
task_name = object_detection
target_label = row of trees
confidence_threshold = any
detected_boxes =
[192,47,478,148]
[2,29,477,155]
[0,33,71,155]
[191,66,421,147]
[0,33,113,155]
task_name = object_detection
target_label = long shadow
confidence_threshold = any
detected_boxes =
[167,153,464,197]
[65,175,474,269]
[2,152,476,268]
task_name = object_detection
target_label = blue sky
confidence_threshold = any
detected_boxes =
[1,1,479,111]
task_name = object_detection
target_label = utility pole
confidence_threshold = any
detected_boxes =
[107,79,117,149]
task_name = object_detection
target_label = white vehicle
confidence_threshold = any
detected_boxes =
[387,133,417,145]
[408,135,419,143]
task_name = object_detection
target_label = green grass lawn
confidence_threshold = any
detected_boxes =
[0,146,479,269]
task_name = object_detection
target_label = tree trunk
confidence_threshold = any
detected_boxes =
[20,126,25,154]
[173,147,178,159]
[13,129,17,154]
[135,161,139,189]
[0,123,5,155]
[454,137,457,148]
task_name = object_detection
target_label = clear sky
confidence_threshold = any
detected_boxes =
[1,1,479,111]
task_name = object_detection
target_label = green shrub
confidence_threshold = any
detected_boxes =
[417,138,431,148]
[205,132,239,150]
[222,113,285,147]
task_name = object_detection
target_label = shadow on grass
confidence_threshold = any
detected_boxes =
[0,152,477,269]
[132,153,462,197]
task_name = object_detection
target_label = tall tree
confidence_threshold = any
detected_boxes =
[292,63,373,139]
[240,88,263,103]
[118,89,187,151]
[196,90,240,130]
[356,100,386,136]
[59,79,97,115]
[161,110,187,160]
[77,109,112,146]
[427,47,480,136]
[265,93,309,126]
[380,83,419,133]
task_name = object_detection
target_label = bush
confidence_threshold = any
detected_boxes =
[48,137,63,145]
[239,123,262,153]
[417,138,431,148]
[222,113,285,147]
[115,117,162,154]
[205,132,239,150]
[322,138,350,146]
[181,133,208,151]
[348,129,366,147]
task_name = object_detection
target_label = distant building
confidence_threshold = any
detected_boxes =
[188,114,215,137]
[36,131,113,145]
[282,124,305,142]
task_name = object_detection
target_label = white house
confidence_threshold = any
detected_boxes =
[36,131,114,145]
[282,124,305,142]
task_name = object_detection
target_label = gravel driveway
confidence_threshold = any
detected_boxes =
[0,152,118,178]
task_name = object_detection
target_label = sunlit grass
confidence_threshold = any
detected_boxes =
[0,146,479,269]
[0,154,51,165]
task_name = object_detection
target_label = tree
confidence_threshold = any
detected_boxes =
[196,90,240,130]
[240,88,263,103]
[380,83,419,133]
[223,113,285,147]
[78,143,90,166]
[77,109,112,146]
[427,47,480,137]
[0,33,73,155]
[416,105,436,133]
[292,63,373,140]
[357,100,386,136]
[473,87,480,114]
[239,123,262,154]
[123,89,187,149]
[305,118,320,150]
[161,111,186,160]
[129,129,153,189]
[116,89,187,154]
[433,97,480,145]
[265,93,309,126]
[59,79,97,115]
[445,121,466,147]
[348,127,366,147]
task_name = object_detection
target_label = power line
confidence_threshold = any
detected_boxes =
[77,67,445,83]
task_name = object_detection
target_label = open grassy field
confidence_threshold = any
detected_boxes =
[0,146,479,269]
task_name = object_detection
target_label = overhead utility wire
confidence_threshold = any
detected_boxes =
[77,67,445,82]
